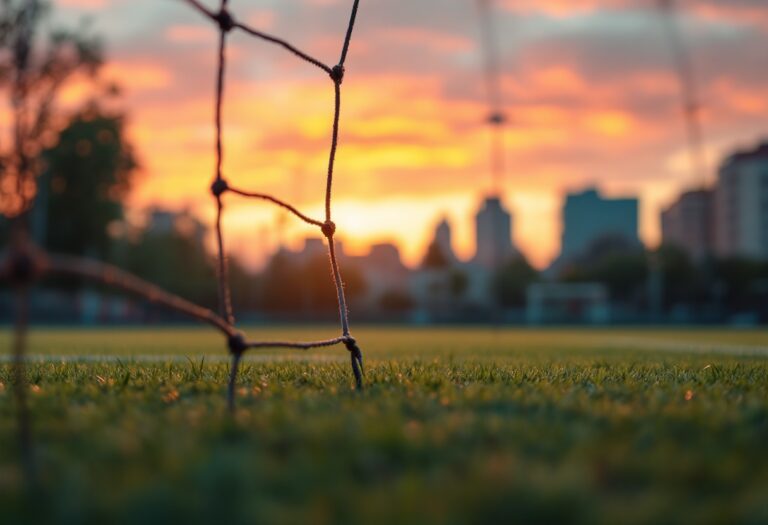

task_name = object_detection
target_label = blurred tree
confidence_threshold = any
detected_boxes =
[261,251,366,315]
[713,257,768,317]
[449,269,469,299]
[260,250,302,312]
[378,289,414,313]
[654,244,709,309]
[229,260,260,312]
[0,212,8,246]
[0,0,102,221]
[42,105,138,258]
[112,219,214,307]
[101,208,259,313]
[124,232,216,306]
[493,256,538,308]
[562,235,647,303]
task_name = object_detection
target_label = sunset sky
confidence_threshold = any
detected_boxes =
[51,0,768,269]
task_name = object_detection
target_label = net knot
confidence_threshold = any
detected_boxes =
[227,332,247,355]
[321,220,336,238]
[214,8,235,33]
[330,64,345,84]
[210,178,229,197]
[343,336,361,358]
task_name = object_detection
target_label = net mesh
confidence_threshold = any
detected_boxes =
[1,0,366,413]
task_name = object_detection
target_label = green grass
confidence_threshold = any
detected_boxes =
[1,327,768,524]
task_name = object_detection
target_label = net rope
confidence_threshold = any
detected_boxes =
[1,0,366,412]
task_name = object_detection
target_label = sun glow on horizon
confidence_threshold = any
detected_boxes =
[36,0,768,271]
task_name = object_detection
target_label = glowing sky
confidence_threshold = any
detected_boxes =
[50,0,768,268]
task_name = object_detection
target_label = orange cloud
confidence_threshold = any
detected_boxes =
[694,4,768,30]
[44,0,768,270]
[498,0,629,16]
[165,25,213,44]
[383,27,475,53]
[585,110,635,138]
[58,0,108,8]
[102,61,173,91]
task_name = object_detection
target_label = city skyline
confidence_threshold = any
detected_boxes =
[137,160,760,272]
[25,0,768,268]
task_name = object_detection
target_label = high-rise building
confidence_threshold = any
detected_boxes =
[434,217,456,263]
[661,189,714,260]
[715,142,768,260]
[421,218,457,269]
[473,195,516,268]
[351,243,410,309]
[559,187,639,261]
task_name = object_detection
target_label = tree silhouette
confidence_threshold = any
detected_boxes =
[42,104,138,258]
[0,0,102,219]
[493,256,538,308]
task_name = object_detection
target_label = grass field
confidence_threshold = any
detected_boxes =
[1,326,768,524]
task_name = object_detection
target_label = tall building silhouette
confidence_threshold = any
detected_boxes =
[661,189,714,260]
[559,187,639,261]
[473,195,516,268]
[715,142,768,260]
[434,217,456,263]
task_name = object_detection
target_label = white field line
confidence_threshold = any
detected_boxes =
[601,336,768,357]
[1,337,767,364]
